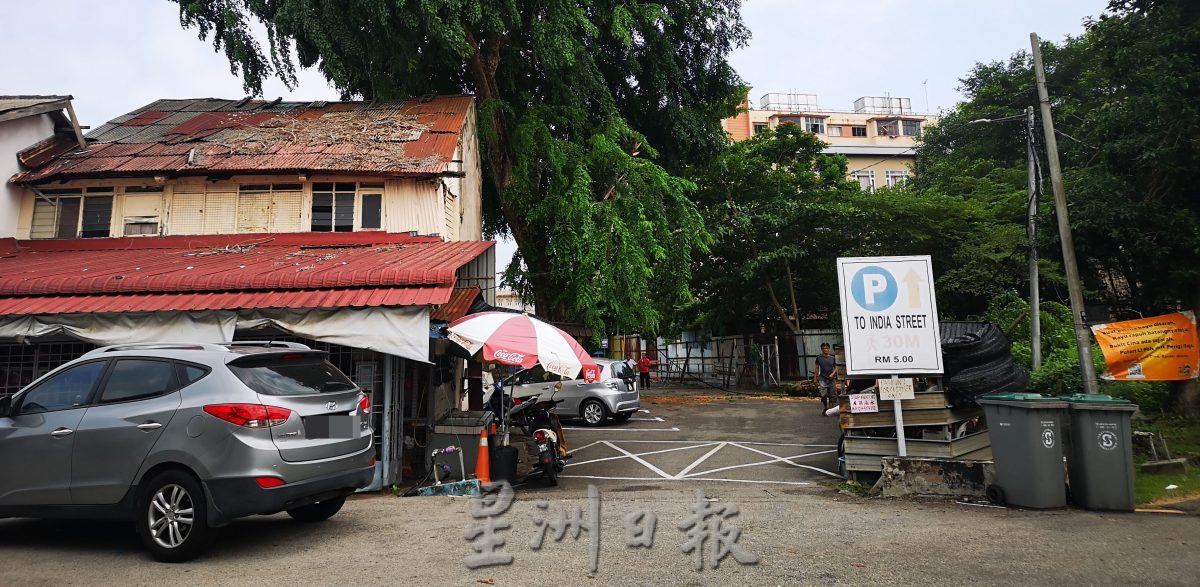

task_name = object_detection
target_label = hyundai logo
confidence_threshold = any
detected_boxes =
[325,401,337,411]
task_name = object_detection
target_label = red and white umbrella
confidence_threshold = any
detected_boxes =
[446,312,600,382]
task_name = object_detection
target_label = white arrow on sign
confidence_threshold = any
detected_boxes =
[902,270,924,309]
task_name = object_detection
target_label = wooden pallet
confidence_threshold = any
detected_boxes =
[843,430,990,458]
[844,443,994,472]
[840,407,982,429]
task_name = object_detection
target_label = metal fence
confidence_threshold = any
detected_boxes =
[609,330,843,390]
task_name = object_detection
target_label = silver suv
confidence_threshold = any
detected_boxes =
[0,342,374,562]
[505,358,639,426]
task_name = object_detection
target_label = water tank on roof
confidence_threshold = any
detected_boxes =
[759,93,820,112]
[853,96,912,115]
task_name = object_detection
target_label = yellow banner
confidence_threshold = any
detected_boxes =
[1091,311,1198,380]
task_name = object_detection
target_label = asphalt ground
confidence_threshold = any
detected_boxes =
[2,391,1199,586]
[542,391,842,493]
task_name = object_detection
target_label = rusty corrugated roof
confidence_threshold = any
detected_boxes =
[14,95,473,183]
[0,287,450,316]
[0,233,493,315]
[430,285,482,322]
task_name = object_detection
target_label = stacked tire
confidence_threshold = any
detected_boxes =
[942,323,1029,402]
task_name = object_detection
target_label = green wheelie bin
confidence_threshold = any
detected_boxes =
[977,393,1069,508]
[1064,394,1138,512]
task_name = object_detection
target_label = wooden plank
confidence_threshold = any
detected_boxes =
[0,99,69,124]
[845,453,884,472]
[956,446,993,461]
[844,430,991,458]
[840,407,982,429]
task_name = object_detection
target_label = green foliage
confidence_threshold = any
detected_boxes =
[984,290,1171,410]
[1103,379,1172,414]
[915,0,1200,317]
[170,0,750,337]
[686,124,859,333]
[687,121,1036,333]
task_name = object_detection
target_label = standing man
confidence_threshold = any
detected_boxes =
[638,354,652,389]
[813,343,839,409]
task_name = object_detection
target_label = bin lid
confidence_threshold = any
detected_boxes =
[1062,393,1131,404]
[977,392,1068,409]
[1063,393,1138,411]
[978,392,1057,401]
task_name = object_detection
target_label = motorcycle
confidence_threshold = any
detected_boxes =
[505,384,569,486]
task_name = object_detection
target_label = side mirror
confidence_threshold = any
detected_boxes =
[0,395,11,418]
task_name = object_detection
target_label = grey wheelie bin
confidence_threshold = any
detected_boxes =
[977,393,1068,508]
[1064,394,1138,512]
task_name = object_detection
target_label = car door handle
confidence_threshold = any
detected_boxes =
[136,422,163,431]
[51,428,74,438]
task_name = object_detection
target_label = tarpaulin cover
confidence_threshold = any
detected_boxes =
[0,306,430,363]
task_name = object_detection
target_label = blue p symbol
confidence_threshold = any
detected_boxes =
[851,266,897,311]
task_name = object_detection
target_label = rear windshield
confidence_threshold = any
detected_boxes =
[229,358,356,396]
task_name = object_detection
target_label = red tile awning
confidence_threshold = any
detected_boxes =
[0,232,492,316]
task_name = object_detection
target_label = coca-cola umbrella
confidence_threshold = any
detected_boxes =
[446,311,598,446]
[446,311,599,383]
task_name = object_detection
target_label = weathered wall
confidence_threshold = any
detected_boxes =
[1,114,56,238]
[15,174,455,239]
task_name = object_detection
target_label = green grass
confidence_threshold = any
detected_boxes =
[1130,416,1200,505]
[1135,417,1200,457]
[1135,466,1200,506]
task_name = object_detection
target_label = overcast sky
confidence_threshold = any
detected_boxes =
[1,0,1110,278]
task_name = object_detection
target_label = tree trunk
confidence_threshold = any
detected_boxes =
[1170,286,1200,416]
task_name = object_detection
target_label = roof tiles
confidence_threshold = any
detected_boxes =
[14,95,474,183]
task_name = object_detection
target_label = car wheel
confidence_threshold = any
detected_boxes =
[286,495,347,523]
[611,412,633,424]
[580,399,608,427]
[136,470,212,563]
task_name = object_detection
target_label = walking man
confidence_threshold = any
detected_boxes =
[813,343,839,409]
[638,354,652,389]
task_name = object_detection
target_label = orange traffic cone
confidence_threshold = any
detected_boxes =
[475,428,491,484]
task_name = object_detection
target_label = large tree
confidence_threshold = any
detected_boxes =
[171,0,748,335]
[687,123,1012,334]
[914,0,1200,412]
[687,124,856,334]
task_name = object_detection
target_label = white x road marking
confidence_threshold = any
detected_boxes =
[563,439,841,485]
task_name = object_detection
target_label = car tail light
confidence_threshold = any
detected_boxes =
[255,476,285,488]
[534,430,547,443]
[369,457,376,467]
[359,394,370,413]
[204,403,292,428]
[512,397,523,405]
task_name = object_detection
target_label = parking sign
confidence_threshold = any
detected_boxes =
[837,256,943,376]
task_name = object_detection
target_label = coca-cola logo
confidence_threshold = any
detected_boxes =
[493,349,526,364]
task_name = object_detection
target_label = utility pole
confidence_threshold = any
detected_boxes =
[1025,105,1041,369]
[1030,32,1098,393]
